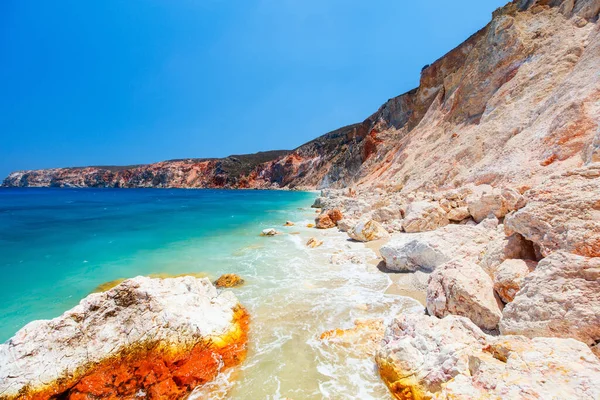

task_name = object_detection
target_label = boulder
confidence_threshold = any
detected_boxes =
[261,228,280,236]
[371,206,402,223]
[402,201,449,233]
[504,166,600,257]
[447,206,470,222]
[306,237,323,248]
[347,219,389,242]
[315,209,344,229]
[479,232,537,275]
[427,259,503,330]
[0,277,249,399]
[214,273,245,288]
[500,251,600,348]
[467,187,525,223]
[376,314,600,400]
[336,218,356,233]
[284,221,295,226]
[492,259,536,303]
[380,224,501,272]
[315,214,335,229]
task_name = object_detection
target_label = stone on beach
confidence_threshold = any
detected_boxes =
[427,259,503,330]
[467,186,525,223]
[500,251,600,348]
[446,206,470,222]
[492,259,536,303]
[306,237,323,248]
[380,224,501,272]
[402,201,449,233]
[336,218,356,233]
[315,209,344,229]
[376,314,600,400]
[347,219,389,242]
[261,228,280,236]
[504,166,600,257]
[284,221,295,226]
[0,276,249,399]
[214,273,245,288]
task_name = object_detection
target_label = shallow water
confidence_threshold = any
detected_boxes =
[0,188,421,399]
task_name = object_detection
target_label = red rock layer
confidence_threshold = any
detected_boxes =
[13,306,249,400]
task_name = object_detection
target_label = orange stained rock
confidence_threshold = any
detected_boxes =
[214,273,245,288]
[13,306,249,400]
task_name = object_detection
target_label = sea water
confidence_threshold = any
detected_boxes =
[0,188,421,399]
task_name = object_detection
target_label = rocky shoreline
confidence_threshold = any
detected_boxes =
[308,163,600,398]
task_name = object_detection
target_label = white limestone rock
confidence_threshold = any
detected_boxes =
[376,314,600,400]
[380,224,501,272]
[402,201,449,233]
[427,259,503,330]
[500,251,600,347]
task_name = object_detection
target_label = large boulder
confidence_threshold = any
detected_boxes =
[0,277,249,400]
[500,251,600,348]
[467,186,525,223]
[492,259,536,303]
[380,224,501,272]
[347,219,389,242]
[504,166,600,257]
[427,259,503,330]
[376,314,600,400]
[402,201,449,233]
[315,209,344,229]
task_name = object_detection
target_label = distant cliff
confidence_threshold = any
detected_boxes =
[4,0,600,191]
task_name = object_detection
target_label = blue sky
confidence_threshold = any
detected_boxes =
[0,0,506,178]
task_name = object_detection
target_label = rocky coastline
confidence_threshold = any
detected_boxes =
[1,0,600,398]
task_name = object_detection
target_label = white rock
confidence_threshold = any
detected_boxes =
[261,228,279,236]
[500,251,600,347]
[0,276,246,398]
[492,259,536,303]
[467,187,525,223]
[347,219,389,242]
[380,224,501,272]
[402,201,449,233]
[427,259,503,330]
[376,314,600,400]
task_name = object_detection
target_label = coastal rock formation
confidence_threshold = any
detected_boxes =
[315,209,344,229]
[427,259,503,330]
[492,259,536,303]
[347,219,389,242]
[261,228,280,236]
[467,187,525,223]
[380,224,501,272]
[505,165,600,257]
[214,274,245,288]
[376,314,600,400]
[0,276,249,399]
[402,201,449,233]
[5,1,600,194]
[500,251,600,347]
[319,319,385,357]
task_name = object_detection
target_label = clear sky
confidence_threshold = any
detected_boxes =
[0,0,507,178]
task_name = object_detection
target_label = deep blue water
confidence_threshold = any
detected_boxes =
[0,188,315,341]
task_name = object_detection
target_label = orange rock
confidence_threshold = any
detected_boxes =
[315,209,344,229]
[214,274,245,288]
[18,307,249,400]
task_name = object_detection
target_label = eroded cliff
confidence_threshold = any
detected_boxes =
[3,0,599,192]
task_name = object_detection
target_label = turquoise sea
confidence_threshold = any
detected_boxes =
[0,188,314,341]
[0,187,420,399]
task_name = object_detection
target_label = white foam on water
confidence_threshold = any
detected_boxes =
[200,213,424,399]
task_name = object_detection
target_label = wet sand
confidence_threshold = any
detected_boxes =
[365,237,427,306]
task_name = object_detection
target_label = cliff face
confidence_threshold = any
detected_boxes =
[3,0,600,191]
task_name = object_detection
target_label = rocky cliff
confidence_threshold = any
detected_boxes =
[3,0,599,192]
